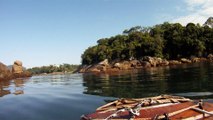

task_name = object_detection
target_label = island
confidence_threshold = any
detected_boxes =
[77,17,213,73]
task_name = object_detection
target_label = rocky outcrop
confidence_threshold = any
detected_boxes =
[0,61,31,81]
[142,56,169,67]
[119,61,131,70]
[160,59,170,66]
[180,58,191,63]
[0,62,13,80]
[140,61,151,68]
[142,56,157,67]
[207,54,213,61]
[76,57,166,73]
[191,57,200,63]
[130,60,140,68]
[77,55,213,73]
[169,60,181,65]
[98,59,109,66]
[204,17,213,28]
[12,60,23,74]
[113,63,121,69]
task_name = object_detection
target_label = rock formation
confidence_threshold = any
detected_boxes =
[0,60,31,81]
[0,62,12,80]
[180,58,191,63]
[190,57,200,63]
[204,17,213,28]
[207,54,213,61]
[98,59,109,66]
[77,55,213,73]
[12,60,23,74]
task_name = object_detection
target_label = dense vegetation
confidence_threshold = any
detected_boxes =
[28,64,79,75]
[82,18,213,65]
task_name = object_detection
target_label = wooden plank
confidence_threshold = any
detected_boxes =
[170,102,213,120]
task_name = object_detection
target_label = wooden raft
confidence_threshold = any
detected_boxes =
[81,95,213,120]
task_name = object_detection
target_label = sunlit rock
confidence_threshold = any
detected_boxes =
[113,63,120,69]
[180,58,191,63]
[98,59,109,66]
[207,54,213,61]
[12,60,23,74]
[159,59,169,66]
[191,57,200,63]
[169,60,181,65]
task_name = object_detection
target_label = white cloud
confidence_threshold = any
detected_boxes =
[172,0,213,25]
[185,0,206,9]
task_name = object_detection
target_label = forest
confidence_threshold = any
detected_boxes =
[82,17,213,65]
[28,64,79,74]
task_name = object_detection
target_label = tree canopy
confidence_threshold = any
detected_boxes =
[28,64,79,75]
[82,18,213,65]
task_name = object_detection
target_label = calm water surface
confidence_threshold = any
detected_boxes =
[0,62,213,120]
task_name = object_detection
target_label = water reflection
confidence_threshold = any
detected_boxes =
[29,74,84,88]
[83,62,213,99]
[0,78,27,97]
[82,69,170,98]
[2,74,85,97]
[0,80,10,97]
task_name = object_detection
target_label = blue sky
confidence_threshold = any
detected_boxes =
[0,0,212,68]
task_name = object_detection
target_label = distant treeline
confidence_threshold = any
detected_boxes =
[28,64,79,74]
[82,18,213,65]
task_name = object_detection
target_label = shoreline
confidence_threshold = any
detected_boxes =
[77,55,213,74]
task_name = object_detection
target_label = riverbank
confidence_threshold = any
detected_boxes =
[77,54,213,73]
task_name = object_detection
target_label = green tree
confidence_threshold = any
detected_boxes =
[81,18,213,65]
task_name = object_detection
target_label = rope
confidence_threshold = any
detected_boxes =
[104,107,141,120]
[101,95,192,120]
[104,108,127,120]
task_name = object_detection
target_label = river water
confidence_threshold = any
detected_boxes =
[0,62,213,120]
